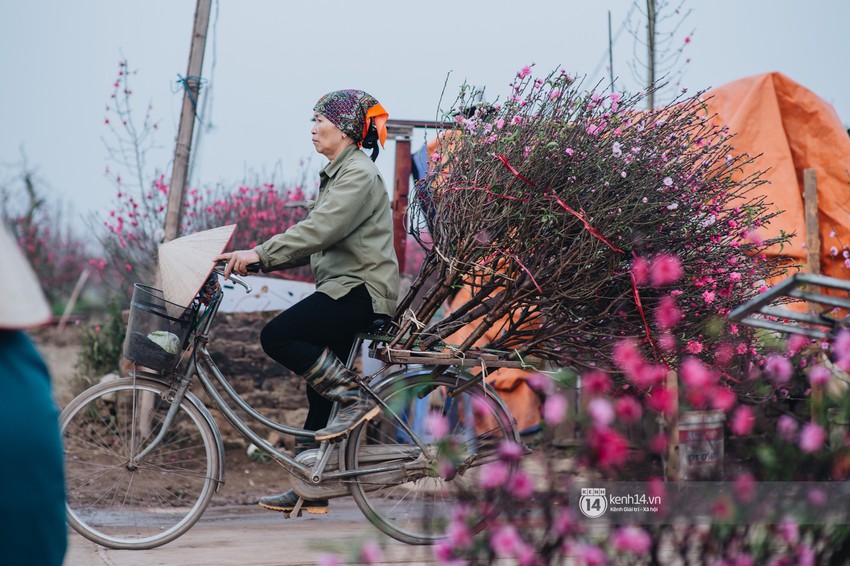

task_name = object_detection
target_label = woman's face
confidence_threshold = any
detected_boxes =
[311,112,351,160]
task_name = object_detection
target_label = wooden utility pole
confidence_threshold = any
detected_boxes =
[392,129,412,273]
[804,168,825,424]
[163,0,213,242]
[803,169,821,276]
[608,10,616,94]
[646,0,656,109]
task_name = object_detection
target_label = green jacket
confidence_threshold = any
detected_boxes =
[253,144,399,316]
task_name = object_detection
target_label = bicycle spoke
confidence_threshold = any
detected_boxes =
[347,372,518,544]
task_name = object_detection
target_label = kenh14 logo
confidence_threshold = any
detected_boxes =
[579,487,607,518]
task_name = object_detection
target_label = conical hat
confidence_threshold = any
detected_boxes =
[158,225,236,309]
[0,225,51,329]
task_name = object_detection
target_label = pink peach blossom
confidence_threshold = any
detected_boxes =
[650,254,683,286]
[582,370,612,396]
[615,396,643,424]
[425,411,450,439]
[479,461,511,489]
[686,340,704,354]
[808,365,831,386]
[499,440,525,461]
[446,521,473,550]
[507,471,535,499]
[733,472,757,503]
[631,256,650,285]
[570,543,606,565]
[777,415,798,441]
[646,387,676,416]
[680,357,713,388]
[730,405,755,436]
[588,398,615,429]
[360,541,384,564]
[763,353,793,384]
[711,387,737,412]
[542,393,568,424]
[590,427,629,468]
[654,296,682,329]
[799,423,826,453]
[612,525,652,554]
[490,524,522,557]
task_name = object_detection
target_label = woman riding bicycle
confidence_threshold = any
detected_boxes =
[214,89,399,513]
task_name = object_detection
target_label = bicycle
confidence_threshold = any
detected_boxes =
[61,265,533,550]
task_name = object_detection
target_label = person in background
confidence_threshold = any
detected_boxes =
[0,225,67,566]
[215,89,399,515]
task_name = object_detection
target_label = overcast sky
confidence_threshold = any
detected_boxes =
[1,0,848,232]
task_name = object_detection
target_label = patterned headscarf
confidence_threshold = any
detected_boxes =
[313,89,388,148]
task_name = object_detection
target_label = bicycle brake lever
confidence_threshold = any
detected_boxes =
[228,273,253,294]
[213,263,254,294]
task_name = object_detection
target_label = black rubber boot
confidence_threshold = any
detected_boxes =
[258,490,328,515]
[301,349,379,442]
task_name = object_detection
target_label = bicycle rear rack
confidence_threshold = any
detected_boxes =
[728,273,850,339]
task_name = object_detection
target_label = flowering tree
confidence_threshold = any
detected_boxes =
[392,65,789,371]
[92,61,314,292]
[0,166,91,309]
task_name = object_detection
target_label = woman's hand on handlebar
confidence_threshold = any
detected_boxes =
[213,250,261,278]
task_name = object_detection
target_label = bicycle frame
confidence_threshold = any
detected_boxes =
[129,270,461,491]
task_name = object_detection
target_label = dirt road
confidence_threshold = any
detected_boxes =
[65,499,441,566]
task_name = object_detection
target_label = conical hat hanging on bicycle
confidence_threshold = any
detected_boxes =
[0,224,51,329]
[158,224,236,309]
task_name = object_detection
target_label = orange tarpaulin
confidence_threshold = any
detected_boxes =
[445,284,543,434]
[703,72,850,279]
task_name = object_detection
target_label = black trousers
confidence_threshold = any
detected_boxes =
[260,284,376,431]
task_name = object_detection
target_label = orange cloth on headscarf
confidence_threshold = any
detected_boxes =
[365,103,388,148]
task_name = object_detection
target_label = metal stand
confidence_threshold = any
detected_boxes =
[728,273,850,338]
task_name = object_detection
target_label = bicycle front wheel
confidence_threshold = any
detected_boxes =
[61,377,221,549]
[346,370,520,545]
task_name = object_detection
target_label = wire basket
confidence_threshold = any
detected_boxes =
[123,284,197,372]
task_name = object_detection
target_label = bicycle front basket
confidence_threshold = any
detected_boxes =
[123,284,196,372]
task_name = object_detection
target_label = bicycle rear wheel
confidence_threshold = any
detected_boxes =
[61,377,220,549]
[345,370,520,545]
